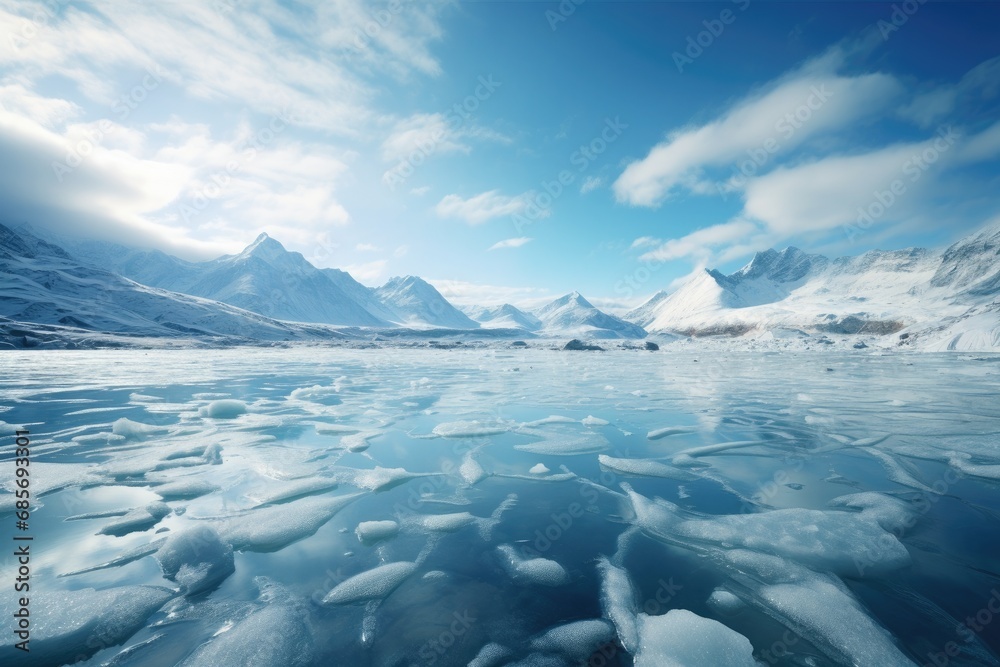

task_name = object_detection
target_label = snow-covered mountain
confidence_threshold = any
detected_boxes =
[629,221,1000,349]
[38,230,389,327]
[464,303,542,331]
[624,290,669,329]
[321,268,402,324]
[373,276,479,329]
[179,233,388,326]
[0,224,331,344]
[534,291,646,339]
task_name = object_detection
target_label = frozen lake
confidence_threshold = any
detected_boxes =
[2,347,1000,666]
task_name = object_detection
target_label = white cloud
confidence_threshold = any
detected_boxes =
[630,236,659,249]
[613,62,903,206]
[0,1,447,133]
[435,190,535,225]
[898,56,1000,127]
[410,185,430,196]
[343,259,388,283]
[380,112,472,162]
[580,175,602,194]
[355,243,381,252]
[426,278,551,308]
[488,236,532,251]
[638,220,760,263]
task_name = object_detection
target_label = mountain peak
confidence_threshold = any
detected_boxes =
[238,232,287,260]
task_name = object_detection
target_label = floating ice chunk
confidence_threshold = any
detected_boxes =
[647,426,696,440]
[343,466,433,492]
[673,507,910,577]
[218,493,362,552]
[598,455,695,481]
[530,619,615,662]
[432,420,510,438]
[129,393,163,402]
[624,485,910,577]
[622,484,682,540]
[99,502,171,536]
[112,417,168,439]
[199,399,248,419]
[155,526,234,596]
[496,544,569,587]
[946,451,1000,480]
[5,462,102,496]
[153,478,218,500]
[514,434,608,456]
[59,539,166,577]
[66,507,130,521]
[529,463,550,475]
[597,557,639,653]
[460,451,489,485]
[416,512,478,532]
[0,586,173,665]
[827,492,916,533]
[673,440,766,460]
[633,609,756,667]
[523,415,577,427]
[288,384,342,404]
[321,561,418,605]
[179,604,314,666]
[582,415,609,426]
[719,550,916,667]
[865,449,936,493]
[707,589,745,616]
[356,520,400,545]
[342,431,378,452]
[469,642,514,667]
[251,477,339,507]
[312,423,360,435]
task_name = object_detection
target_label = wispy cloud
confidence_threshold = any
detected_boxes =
[435,189,535,225]
[580,175,602,194]
[488,236,533,251]
[427,278,551,308]
[613,49,902,206]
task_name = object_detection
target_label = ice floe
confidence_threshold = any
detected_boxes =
[199,399,248,419]
[321,561,419,605]
[216,493,362,552]
[496,545,569,587]
[633,609,757,667]
[530,619,615,662]
[597,556,639,653]
[0,586,173,665]
[355,520,400,545]
[155,525,235,595]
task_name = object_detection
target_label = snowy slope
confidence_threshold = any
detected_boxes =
[534,292,646,339]
[0,224,332,342]
[321,268,403,324]
[27,230,206,293]
[374,276,479,329]
[464,303,542,331]
[639,246,957,335]
[179,234,388,327]
[624,290,669,329]
[33,229,390,327]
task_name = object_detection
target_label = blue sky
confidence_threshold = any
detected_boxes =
[1,1,998,310]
